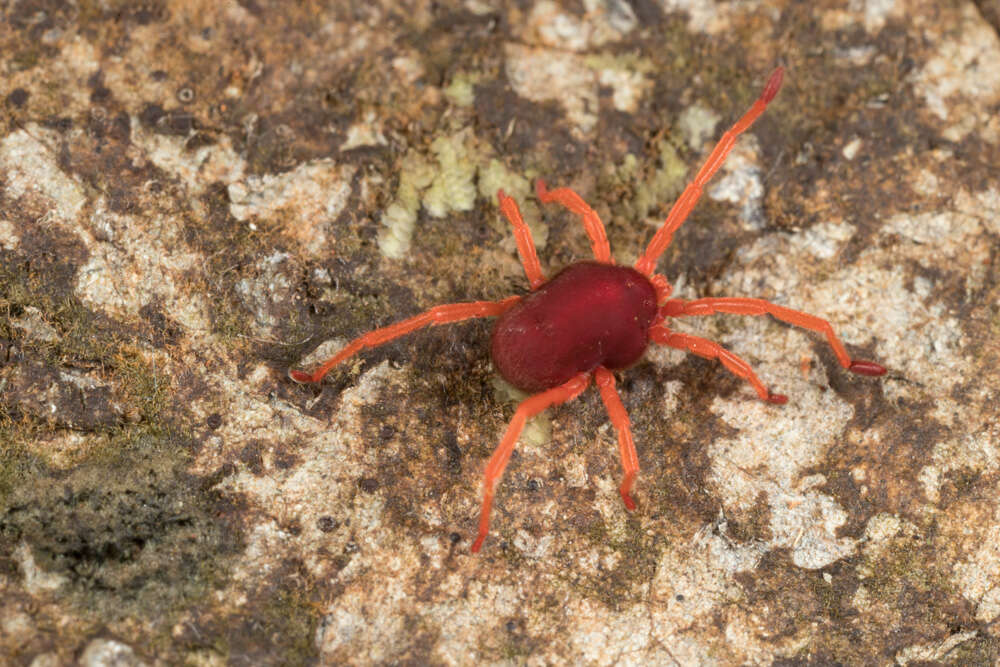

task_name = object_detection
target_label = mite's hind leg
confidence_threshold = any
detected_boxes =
[471,373,591,553]
[650,326,788,404]
[594,367,639,510]
[535,179,613,264]
[660,297,887,375]
[290,297,520,384]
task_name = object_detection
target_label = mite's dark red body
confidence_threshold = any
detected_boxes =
[492,262,658,392]
[290,67,888,554]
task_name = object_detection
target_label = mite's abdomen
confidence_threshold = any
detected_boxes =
[491,262,658,392]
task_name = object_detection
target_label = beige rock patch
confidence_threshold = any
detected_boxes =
[912,4,1000,142]
[0,127,87,223]
[504,44,599,135]
[228,160,357,258]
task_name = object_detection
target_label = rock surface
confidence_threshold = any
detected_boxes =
[2,0,999,664]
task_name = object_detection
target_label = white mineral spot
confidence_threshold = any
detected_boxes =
[677,104,721,151]
[525,0,637,51]
[0,217,20,249]
[79,638,146,667]
[708,137,765,230]
[842,136,863,160]
[14,543,66,594]
[787,220,855,260]
[860,0,900,33]
[660,0,759,34]
[74,201,208,328]
[597,66,651,113]
[341,110,388,151]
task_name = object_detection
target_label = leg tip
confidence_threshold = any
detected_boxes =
[470,535,485,553]
[761,67,784,104]
[621,492,637,511]
[849,360,887,376]
[496,189,508,204]
[766,392,788,405]
[534,178,549,201]
[288,369,315,383]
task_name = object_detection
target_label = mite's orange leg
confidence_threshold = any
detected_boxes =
[660,297,887,375]
[635,68,784,276]
[594,367,639,510]
[535,179,613,264]
[471,373,591,553]
[289,297,521,384]
[650,325,788,404]
[498,190,545,289]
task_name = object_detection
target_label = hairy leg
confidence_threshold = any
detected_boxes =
[535,179,613,264]
[650,325,788,404]
[594,367,639,510]
[471,373,591,553]
[289,297,521,384]
[498,190,545,289]
[660,297,886,375]
[636,68,784,275]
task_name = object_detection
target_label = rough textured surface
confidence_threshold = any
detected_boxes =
[2,0,999,664]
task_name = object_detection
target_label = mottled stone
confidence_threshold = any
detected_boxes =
[2,0,999,664]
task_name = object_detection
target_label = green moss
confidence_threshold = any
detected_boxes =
[12,48,41,71]
[566,514,658,610]
[207,292,255,343]
[0,248,178,488]
[0,232,254,658]
[444,74,478,107]
[807,573,851,623]
[240,587,322,664]
[498,635,534,661]
[863,537,946,599]
[949,636,1000,664]
[0,419,46,500]
[989,306,1000,336]
[422,132,479,218]
[860,518,947,601]
[584,516,610,545]
[583,52,656,75]
[0,259,113,369]
[1,432,242,637]
[115,350,171,424]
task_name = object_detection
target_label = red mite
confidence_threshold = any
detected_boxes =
[290,68,887,553]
